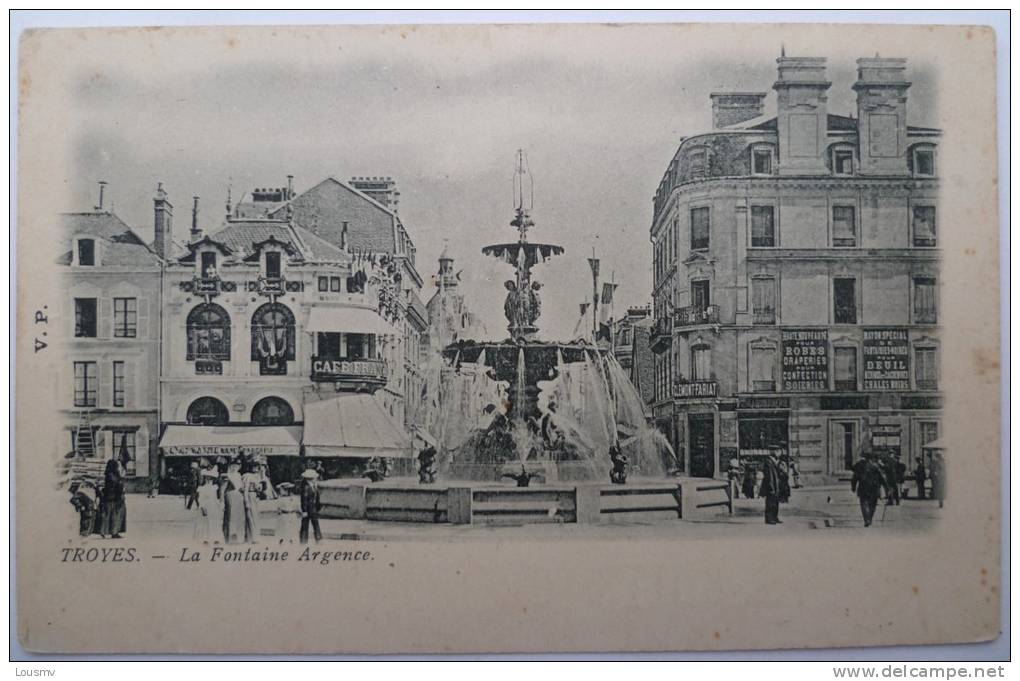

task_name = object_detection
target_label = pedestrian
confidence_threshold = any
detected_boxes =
[98,459,127,539]
[299,468,323,544]
[741,464,756,500]
[759,448,784,525]
[241,462,264,544]
[881,452,901,506]
[193,469,223,544]
[274,485,302,543]
[790,460,802,489]
[894,454,907,500]
[930,451,946,509]
[221,461,245,544]
[727,458,742,500]
[914,457,927,500]
[70,480,99,537]
[777,459,791,504]
[185,461,201,510]
[851,453,887,527]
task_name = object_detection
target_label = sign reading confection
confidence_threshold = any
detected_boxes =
[781,329,828,391]
[863,328,910,391]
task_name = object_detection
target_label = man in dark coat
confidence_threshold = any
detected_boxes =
[759,449,784,525]
[185,461,201,510]
[881,452,901,506]
[851,453,888,527]
[914,457,927,500]
[299,469,322,544]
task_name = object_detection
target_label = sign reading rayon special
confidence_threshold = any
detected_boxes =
[782,329,828,391]
[863,328,910,390]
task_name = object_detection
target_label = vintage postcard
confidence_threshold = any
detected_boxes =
[14,21,1001,654]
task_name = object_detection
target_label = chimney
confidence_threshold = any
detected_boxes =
[191,197,202,241]
[286,174,294,200]
[153,182,173,260]
[853,57,911,175]
[710,92,767,128]
[773,55,831,175]
[95,180,108,211]
[349,176,399,213]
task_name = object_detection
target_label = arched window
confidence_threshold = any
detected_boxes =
[187,304,231,360]
[187,397,229,425]
[251,303,296,375]
[251,397,295,426]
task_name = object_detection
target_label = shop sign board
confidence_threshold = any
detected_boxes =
[781,329,828,391]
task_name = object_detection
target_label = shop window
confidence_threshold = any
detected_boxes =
[691,344,712,381]
[912,206,937,247]
[73,361,97,407]
[834,347,858,392]
[690,207,710,250]
[187,397,229,425]
[345,333,377,360]
[750,345,776,392]
[74,298,97,338]
[77,238,96,266]
[832,205,857,247]
[265,251,282,279]
[915,346,938,391]
[751,206,775,247]
[112,430,137,476]
[186,304,231,361]
[833,278,857,324]
[251,303,296,375]
[112,361,125,408]
[113,297,137,338]
[752,278,776,324]
[913,147,936,177]
[913,277,937,324]
[317,332,342,359]
[251,397,294,426]
[200,252,218,279]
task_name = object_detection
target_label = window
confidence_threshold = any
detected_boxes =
[690,207,710,250]
[187,397,229,425]
[251,397,295,426]
[750,346,776,392]
[689,149,707,177]
[251,303,296,375]
[913,277,937,324]
[751,206,775,247]
[752,147,773,175]
[265,251,282,279]
[186,304,231,361]
[330,276,342,292]
[345,333,377,360]
[913,148,935,177]
[74,298,97,338]
[691,344,711,381]
[112,361,125,407]
[73,361,97,407]
[832,205,857,247]
[318,276,329,292]
[915,346,938,391]
[912,206,937,247]
[691,279,710,312]
[833,278,856,324]
[111,430,136,476]
[200,252,217,278]
[752,278,776,324]
[833,149,854,176]
[834,347,858,391]
[77,239,95,266]
[113,297,137,338]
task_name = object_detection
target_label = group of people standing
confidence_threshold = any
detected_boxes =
[69,459,128,538]
[726,449,797,525]
[189,453,275,545]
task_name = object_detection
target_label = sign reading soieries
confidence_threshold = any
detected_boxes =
[863,328,909,391]
[782,329,828,391]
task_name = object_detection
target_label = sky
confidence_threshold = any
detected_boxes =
[58,24,938,341]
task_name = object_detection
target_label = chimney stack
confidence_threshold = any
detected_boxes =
[853,57,911,175]
[191,197,202,241]
[153,182,173,260]
[773,55,831,175]
[710,92,767,128]
[95,180,108,211]
[286,174,294,200]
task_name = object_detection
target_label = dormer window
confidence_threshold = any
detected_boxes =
[750,144,775,176]
[912,146,936,177]
[200,252,217,279]
[831,145,855,176]
[265,251,282,279]
[76,238,96,266]
[689,148,708,178]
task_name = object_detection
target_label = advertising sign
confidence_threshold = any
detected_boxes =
[863,329,910,390]
[781,329,828,391]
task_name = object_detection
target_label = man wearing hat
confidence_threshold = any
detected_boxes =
[759,446,785,525]
[851,451,888,527]
[299,468,322,544]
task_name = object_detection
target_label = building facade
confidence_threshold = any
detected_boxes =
[58,195,162,492]
[610,306,655,410]
[649,56,941,482]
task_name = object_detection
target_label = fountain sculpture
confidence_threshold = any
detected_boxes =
[425,151,676,482]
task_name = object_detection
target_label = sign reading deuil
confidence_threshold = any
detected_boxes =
[863,328,910,390]
[782,330,828,391]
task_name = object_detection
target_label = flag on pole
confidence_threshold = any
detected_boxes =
[601,282,619,306]
[579,302,590,317]
[587,257,600,281]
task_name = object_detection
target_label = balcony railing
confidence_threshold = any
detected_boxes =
[833,379,857,392]
[834,305,857,325]
[672,379,718,399]
[752,306,775,325]
[751,379,776,392]
[916,379,939,391]
[675,304,719,328]
[649,316,673,351]
[310,356,387,384]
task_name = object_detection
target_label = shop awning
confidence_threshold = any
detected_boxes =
[159,425,303,457]
[302,394,413,458]
[306,305,397,336]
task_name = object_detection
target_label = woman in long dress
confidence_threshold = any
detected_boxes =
[241,470,263,543]
[221,464,245,544]
[193,470,223,543]
[98,460,127,538]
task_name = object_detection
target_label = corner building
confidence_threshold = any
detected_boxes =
[649,56,941,483]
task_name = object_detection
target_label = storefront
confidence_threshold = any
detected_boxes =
[302,393,414,473]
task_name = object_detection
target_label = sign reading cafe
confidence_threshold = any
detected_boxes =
[782,329,828,391]
[863,328,910,391]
